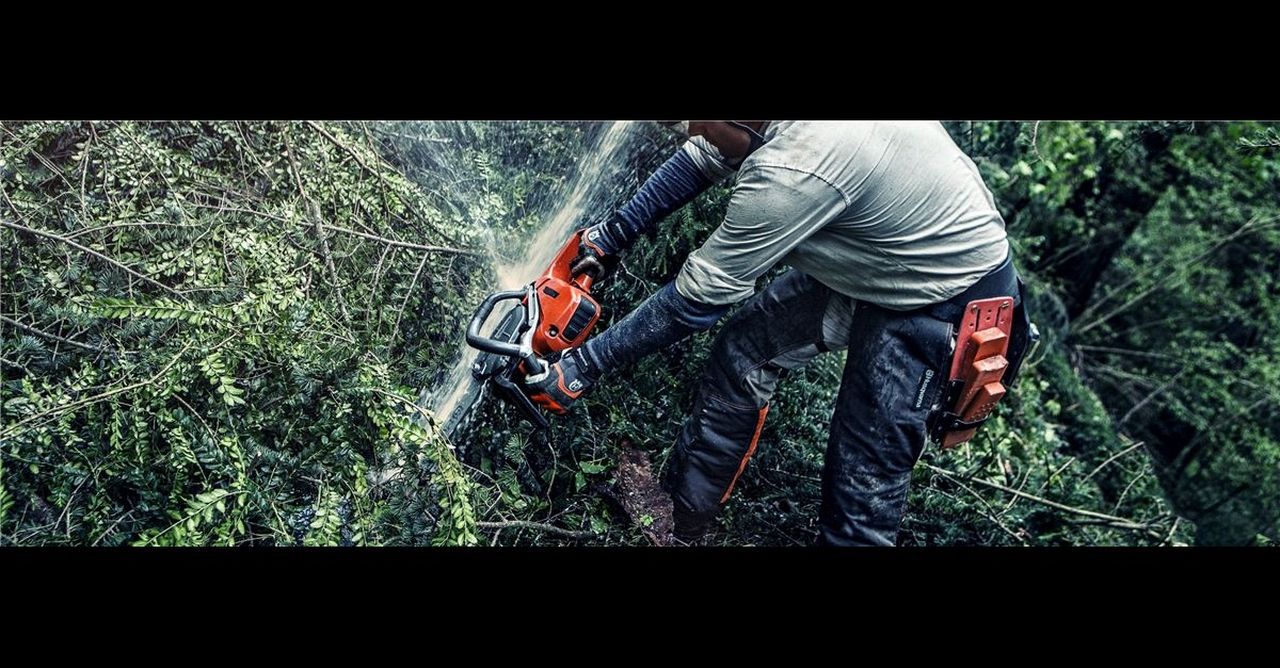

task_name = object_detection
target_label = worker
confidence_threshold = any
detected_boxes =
[524,121,1022,546]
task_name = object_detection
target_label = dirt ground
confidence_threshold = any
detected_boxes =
[613,440,675,546]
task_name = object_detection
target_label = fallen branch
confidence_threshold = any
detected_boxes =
[0,219,184,299]
[0,315,118,356]
[282,131,350,324]
[0,343,192,440]
[934,481,1027,545]
[391,251,431,346]
[305,120,377,175]
[476,520,594,540]
[1083,440,1147,482]
[91,510,135,547]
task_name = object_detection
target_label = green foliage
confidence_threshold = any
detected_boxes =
[0,120,517,545]
[954,121,1280,544]
[0,457,12,541]
[134,487,247,547]
[1076,126,1280,544]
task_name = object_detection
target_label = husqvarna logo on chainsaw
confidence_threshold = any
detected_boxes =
[569,379,584,392]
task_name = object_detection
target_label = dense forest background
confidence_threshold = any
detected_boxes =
[1,120,1276,546]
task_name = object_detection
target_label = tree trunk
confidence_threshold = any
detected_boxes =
[1048,128,1180,320]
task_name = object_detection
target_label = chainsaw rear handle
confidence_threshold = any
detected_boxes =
[466,288,545,375]
[569,260,598,291]
[559,230,603,291]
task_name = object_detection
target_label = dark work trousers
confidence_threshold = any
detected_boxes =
[665,269,960,546]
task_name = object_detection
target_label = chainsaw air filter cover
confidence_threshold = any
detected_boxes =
[532,276,600,354]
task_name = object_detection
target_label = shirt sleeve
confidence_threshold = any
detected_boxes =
[675,164,848,305]
[681,136,737,184]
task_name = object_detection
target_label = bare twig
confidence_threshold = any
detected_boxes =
[0,355,31,371]
[767,466,822,484]
[78,124,93,227]
[305,120,376,174]
[1238,128,1280,149]
[936,477,1028,545]
[90,510,135,547]
[369,244,395,331]
[0,124,76,192]
[618,260,656,287]
[282,130,350,323]
[1110,469,1147,514]
[171,392,219,448]
[1035,456,1078,496]
[55,474,92,540]
[391,251,430,346]
[0,343,192,439]
[1075,215,1279,335]
[1118,370,1189,427]
[374,129,452,144]
[317,223,480,256]
[1083,440,1147,482]
[1160,517,1183,546]
[64,220,202,240]
[476,520,594,540]
[187,199,292,223]
[1074,344,1180,361]
[1030,121,1045,162]
[923,463,1163,538]
[0,315,117,356]
[0,218,183,299]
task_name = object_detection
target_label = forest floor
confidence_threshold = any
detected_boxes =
[611,440,674,545]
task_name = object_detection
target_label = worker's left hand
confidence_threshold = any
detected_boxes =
[523,347,598,415]
[569,229,619,282]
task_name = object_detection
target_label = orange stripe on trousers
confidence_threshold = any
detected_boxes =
[721,404,770,503]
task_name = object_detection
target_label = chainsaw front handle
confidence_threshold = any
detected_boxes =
[466,287,546,376]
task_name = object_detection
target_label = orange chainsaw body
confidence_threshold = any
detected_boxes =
[528,230,601,356]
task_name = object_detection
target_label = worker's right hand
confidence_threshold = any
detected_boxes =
[522,347,599,415]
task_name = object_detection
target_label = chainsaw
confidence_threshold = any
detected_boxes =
[463,230,603,429]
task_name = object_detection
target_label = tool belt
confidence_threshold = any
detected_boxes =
[924,255,1039,448]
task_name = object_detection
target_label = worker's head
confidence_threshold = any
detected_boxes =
[658,121,769,166]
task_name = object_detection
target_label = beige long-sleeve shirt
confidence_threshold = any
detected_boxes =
[675,121,1010,310]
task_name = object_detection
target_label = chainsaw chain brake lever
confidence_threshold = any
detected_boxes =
[519,284,550,381]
